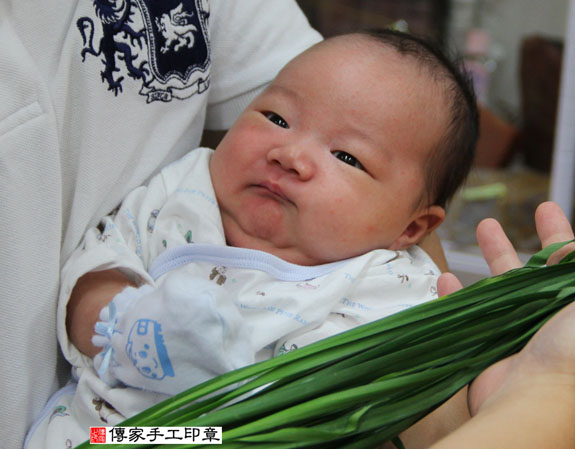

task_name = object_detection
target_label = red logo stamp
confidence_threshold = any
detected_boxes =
[90,427,107,444]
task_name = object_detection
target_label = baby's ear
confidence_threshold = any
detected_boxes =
[389,205,445,250]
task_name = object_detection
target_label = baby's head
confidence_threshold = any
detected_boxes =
[210,30,478,266]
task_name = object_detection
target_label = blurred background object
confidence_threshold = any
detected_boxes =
[514,35,564,173]
[297,0,450,43]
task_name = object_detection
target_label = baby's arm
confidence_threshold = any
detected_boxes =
[64,248,255,396]
[67,269,136,358]
[59,171,171,364]
[60,153,200,361]
[81,272,254,395]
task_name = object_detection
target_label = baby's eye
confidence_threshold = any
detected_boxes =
[264,112,289,129]
[332,151,364,170]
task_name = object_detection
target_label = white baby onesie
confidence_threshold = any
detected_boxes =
[27,148,440,448]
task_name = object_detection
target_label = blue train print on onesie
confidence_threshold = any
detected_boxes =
[126,319,174,380]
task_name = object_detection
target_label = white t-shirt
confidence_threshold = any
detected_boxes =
[0,2,322,447]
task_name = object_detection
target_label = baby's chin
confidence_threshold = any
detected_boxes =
[228,235,322,266]
[221,212,368,266]
[224,231,321,267]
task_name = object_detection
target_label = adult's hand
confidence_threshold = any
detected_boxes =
[430,302,575,449]
[439,202,574,414]
[430,202,575,449]
[437,201,574,297]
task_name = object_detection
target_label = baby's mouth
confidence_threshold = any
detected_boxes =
[255,181,293,204]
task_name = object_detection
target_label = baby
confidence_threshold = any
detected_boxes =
[26,30,477,448]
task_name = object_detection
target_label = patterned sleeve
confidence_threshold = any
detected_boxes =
[56,151,206,367]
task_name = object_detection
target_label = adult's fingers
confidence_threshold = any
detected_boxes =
[535,202,574,247]
[476,218,522,275]
[535,202,575,265]
[437,272,464,297]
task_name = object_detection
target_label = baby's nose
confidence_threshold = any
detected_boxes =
[267,145,316,181]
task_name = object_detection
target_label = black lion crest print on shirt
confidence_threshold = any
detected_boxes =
[77,0,210,102]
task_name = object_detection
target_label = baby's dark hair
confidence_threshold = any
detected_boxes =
[357,29,479,208]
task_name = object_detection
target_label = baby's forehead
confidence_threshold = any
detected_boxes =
[308,33,404,58]
[271,34,451,128]
[321,33,442,69]
[295,34,440,87]
[295,35,446,97]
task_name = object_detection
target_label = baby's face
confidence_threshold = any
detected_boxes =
[210,36,447,265]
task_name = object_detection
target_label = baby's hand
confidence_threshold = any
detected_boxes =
[93,273,254,396]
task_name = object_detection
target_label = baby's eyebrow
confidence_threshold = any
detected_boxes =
[265,84,300,102]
